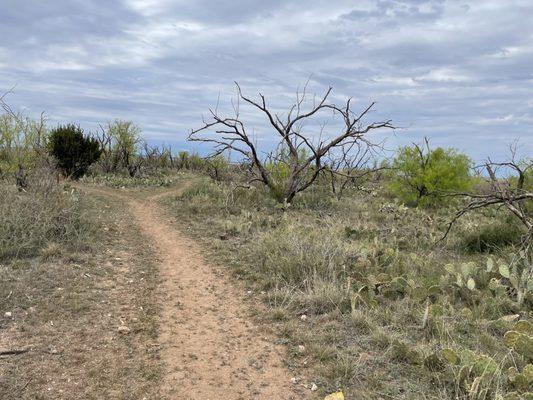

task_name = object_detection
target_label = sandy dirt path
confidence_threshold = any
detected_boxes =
[87,185,304,400]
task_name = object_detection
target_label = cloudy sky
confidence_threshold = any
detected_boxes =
[1,0,532,160]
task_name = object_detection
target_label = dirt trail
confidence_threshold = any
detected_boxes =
[87,184,304,400]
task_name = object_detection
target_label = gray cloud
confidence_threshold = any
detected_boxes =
[0,0,531,160]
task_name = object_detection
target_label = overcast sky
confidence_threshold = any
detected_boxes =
[1,0,532,160]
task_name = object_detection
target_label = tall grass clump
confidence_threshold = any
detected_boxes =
[179,177,277,214]
[252,224,355,287]
[0,171,97,260]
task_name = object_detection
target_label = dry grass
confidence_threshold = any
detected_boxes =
[80,172,176,188]
[0,174,162,399]
[0,172,96,260]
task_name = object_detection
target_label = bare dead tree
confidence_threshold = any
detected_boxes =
[95,124,114,173]
[141,142,171,175]
[126,151,144,177]
[189,82,395,202]
[441,148,532,241]
[324,140,389,200]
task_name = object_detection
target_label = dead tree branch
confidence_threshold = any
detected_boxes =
[324,139,388,199]
[441,151,532,241]
[189,82,395,202]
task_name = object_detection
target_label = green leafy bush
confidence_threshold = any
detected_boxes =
[265,160,291,202]
[48,124,101,178]
[174,151,208,171]
[0,112,49,174]
[390,140,472,207]
[106,120,141,159]
[206,154,230,181]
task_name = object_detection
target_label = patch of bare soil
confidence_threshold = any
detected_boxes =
[92,184,306,399]
[0,192,161,399]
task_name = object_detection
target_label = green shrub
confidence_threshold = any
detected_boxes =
[0,112,49,174]
[106,120,141,159]
[265,160,291,202]
[48,124,101,178]
[171,151,209,171]
[175,151,190,170]
[188,152,208,171]
[206,154,230,181]
[390,140,472,207]
[461,221,524,252]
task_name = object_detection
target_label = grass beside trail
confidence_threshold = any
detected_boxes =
[163,175,532,400]
[0,177,162,399]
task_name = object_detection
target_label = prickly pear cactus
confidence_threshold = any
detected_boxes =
[444,261,490,294]
[504,321,533,361]
[350,285,377,310]
[494,255,532,305]
[441,348,460,365]
[439,347,499,399]
[507,364,533,391]
[379,276,410,299]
